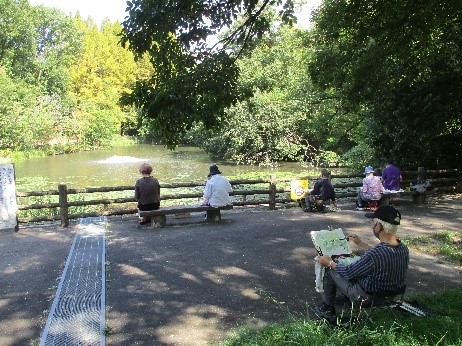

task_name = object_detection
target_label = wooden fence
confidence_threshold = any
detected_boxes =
[16,168,460,227]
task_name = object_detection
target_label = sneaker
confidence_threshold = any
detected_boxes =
[355,206,364,211]
[335,294,351,305]
[314,302,337,322]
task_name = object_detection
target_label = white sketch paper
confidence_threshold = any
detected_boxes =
[310,228,351,257]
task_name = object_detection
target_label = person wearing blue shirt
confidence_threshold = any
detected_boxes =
[315,205,409,322]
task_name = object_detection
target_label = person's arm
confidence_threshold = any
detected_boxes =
[379,178,385,192]
[347,234,371,250]
[329,182,336,206]
[311,180,321,195]
[318,255,337,270]
[361,178,368,192]
[381,169,387,184]
[201,181,212,205]
[134,181,140,201]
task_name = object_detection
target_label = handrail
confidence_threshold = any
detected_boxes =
[15,167,460,227]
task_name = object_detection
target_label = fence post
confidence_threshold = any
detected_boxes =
[457,168,462,193]
[269,175,277,210]
[417,166,426,181]
[59,183,69,227]
[413,167,427,204]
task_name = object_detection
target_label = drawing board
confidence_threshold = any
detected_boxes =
[310,228,351,257]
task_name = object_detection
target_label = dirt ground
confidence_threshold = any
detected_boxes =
[0,194,461,346]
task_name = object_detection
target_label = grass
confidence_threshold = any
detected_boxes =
[217,286,462,346]
[402,230,462,264]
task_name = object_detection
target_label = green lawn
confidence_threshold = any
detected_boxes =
[217,286,462,346]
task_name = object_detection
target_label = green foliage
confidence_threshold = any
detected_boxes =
[0,3,151,157]
[200,91,307,164]
[310,0,462,169]
[0,1,80,93]
[313,150,343,168]
[0,0,36,78]
[120,0,298,148]
[0,73,55,150]
[192,26,359,165]
[74,100,123,149]
[401,231,461,264]
[124,51,244,147]
[341,143,376,172]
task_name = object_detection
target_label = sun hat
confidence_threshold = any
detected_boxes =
[364,166,375,174]
[365,205,401,225]
[207,164,221,177]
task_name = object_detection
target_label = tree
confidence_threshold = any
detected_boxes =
[0,71,56,151]
[31,6,81,95]
[0,0,35,79]
[191,25,359,165]
[0,1,81,94]
[309,0,462,169]
[69,17,146,147]
[121,0,297,148]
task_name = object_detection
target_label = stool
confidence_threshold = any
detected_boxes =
[364,200,379,211]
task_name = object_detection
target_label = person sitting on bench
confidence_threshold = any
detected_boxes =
[303,169,337,212]
[356,166,384,210]
[315,205,409,323]
[135,162,161,225]
[200,164,232,207]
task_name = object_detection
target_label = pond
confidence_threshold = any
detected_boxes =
[13,144,319,192]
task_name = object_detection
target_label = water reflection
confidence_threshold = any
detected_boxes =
[14,144,314,191]
[94,156,147,164]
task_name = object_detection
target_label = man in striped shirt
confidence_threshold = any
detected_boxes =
[315,205,409,322]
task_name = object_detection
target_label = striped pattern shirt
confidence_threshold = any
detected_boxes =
[335,241,409,293]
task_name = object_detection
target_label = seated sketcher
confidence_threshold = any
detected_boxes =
[305,195,330,212]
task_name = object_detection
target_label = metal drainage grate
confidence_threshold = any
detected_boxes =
[40,218,106,346]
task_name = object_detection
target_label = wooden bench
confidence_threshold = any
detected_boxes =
[138,204,233,228]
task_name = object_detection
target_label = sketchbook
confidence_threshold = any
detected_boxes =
[310,228,351,257]
[311,228,361,264]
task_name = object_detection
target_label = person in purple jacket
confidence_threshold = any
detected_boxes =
[315,205,409,323]
[381,160,402,191]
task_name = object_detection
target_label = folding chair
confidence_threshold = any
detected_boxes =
[356,285,427,323]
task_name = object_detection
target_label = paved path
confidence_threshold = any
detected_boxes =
[1,195,461,345]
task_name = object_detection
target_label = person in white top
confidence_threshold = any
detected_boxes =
[201,165,232,207]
